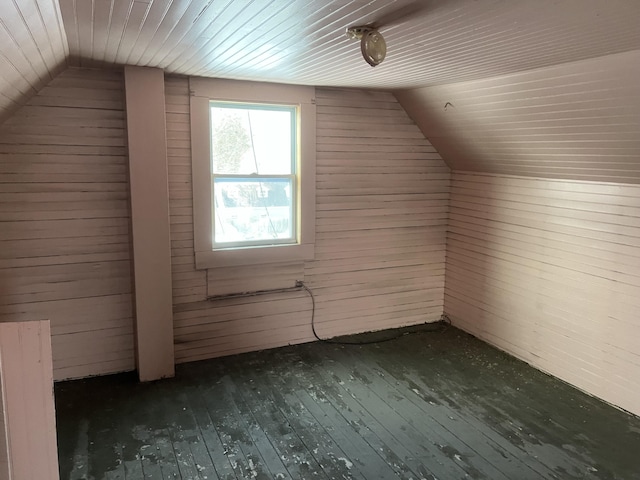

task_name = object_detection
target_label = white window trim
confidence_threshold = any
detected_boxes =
[190,77,316,269]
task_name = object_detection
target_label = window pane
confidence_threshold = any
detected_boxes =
[210,104,294,175]
[213,177,294,245]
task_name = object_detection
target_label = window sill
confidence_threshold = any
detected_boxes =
[195,243,314,269]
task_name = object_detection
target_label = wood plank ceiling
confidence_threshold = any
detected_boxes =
[3,0,640,121]
[57,0,640,90]
[1,0,639,180]
[396,50,640,183]
[0,0,68,123]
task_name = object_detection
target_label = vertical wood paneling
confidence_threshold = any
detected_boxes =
[166,77,450,363]
[0,320,59,480]
[0,68,135,380]
[445,172,640,416]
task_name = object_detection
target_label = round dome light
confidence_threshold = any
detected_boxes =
[360,29,386,67]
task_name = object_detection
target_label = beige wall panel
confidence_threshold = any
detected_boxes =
[445,172,640,416]
[0,320,59,480]
[165,77,450,363]
[0,68,135,381]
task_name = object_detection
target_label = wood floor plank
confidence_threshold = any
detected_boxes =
[219,374,292,479]
[212,356,330,479]
[286,379,395,479]
[270,347,436,480]
[365,328,633,479]
[254,353,368,480]
[197,378,260,479]
[55,326,640,480]
[183,385,239,480]
[299,344,475,480]
[156,388,203,480]
[172,390,219,479]
[344,335,559,479]
[122,390,167,479]
[155,432,183,479]
[118,392,146,480]
[320,341,545,479]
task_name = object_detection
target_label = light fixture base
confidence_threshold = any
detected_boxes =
[346,25,374,40]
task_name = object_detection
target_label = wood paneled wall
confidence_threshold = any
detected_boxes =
[166,78,450,363]
[445,172,640,416]
[0,68,135,381]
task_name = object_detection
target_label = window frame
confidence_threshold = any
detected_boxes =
[190,78,316,269]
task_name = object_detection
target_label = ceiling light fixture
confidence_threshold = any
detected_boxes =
[346,25,387,67]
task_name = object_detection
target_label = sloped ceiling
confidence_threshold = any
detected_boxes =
[0,0,68,124]
[396,50,640,183]
[1,0,639,182]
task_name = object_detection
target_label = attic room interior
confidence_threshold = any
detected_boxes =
[0,0,639,479]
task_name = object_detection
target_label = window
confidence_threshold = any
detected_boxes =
[211,103,296,248]
[190,78,316,269]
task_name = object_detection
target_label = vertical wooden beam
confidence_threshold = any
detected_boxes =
[124,66,175,381]
[0,321,60,480]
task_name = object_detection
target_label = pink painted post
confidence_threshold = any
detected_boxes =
[0,320,60,480]
[124,66,175,381]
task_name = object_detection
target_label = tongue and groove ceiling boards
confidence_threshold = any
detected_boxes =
[1,1,640,180]
[55,0,640,89]
[0,0,68,124]
[396,50,640,183]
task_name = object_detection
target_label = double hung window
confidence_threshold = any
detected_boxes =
[210,103,297,248]
[190,78,316,269]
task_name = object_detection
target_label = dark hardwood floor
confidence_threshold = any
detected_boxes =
[55,325,640,480]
